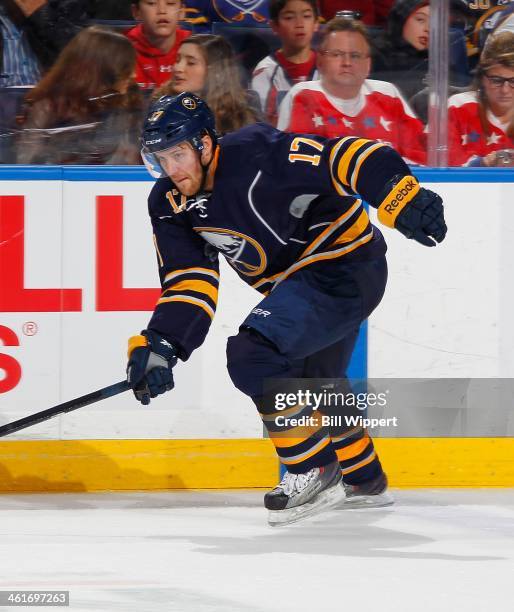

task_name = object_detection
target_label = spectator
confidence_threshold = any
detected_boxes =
[155,34,259,134]
[16,26,143,165]
[126,0,191,90]
[251,0,319,126]
[0,0,87,86]
[371,0,430,102]
[319,1,394,26]
[448,31,514,167]
[479,3,514,51]
[277,17,426,165]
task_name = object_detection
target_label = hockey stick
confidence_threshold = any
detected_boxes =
[0,380,130,438]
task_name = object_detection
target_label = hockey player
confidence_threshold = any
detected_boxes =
[126,92,447,525]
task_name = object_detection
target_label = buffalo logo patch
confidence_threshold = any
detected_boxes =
[182,97,197,110]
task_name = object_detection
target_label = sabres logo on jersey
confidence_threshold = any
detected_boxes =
[212,0,268,23]
[182,97,197,110]
[196,228,267,276]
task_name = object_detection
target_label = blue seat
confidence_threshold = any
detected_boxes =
[449,27,471,87]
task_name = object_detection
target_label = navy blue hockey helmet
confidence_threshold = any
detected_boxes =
[141,92,217,178]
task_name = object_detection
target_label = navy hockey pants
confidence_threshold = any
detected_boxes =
[226,254,388,480]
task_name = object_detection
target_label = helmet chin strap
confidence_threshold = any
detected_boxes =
[193,143,216,196]
[198,154,212,195]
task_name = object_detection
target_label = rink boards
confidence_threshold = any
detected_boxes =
[1,167,514,491]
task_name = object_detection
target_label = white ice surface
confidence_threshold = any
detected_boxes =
[0,489,513,612]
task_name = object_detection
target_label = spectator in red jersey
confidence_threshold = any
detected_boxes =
[251,0,319,126]
[277,17,426,165]
[155,34,259,134]
[318,0,394,26]
[126,0,191,91]
[448,31,514,167]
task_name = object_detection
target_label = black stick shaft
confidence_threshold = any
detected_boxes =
[0,380,130,438]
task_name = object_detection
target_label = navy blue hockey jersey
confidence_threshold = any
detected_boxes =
[147,123,412,359]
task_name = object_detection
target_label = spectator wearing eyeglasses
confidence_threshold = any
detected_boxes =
[277,17,426,165]
[448,31,514,167]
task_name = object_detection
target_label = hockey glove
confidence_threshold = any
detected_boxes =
[126,330,177,405]
[377,175,447,247]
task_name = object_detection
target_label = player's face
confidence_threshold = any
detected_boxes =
[272,0,318,52]
[318,31,371,92]
[482,65,514,117]
[402,5,430,51]
[155,136,212,195]
[171,43,207,94]
[132,0,182,40]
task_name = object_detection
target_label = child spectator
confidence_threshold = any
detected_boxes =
[126,0,191,90]
[277,17,426,165]
[251,0,319,126]
[448,31,514,166]
[17,26,143,165]
[155,34,259,134]
[371,0,430,101]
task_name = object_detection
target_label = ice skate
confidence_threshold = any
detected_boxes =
[265,460,345,526]
[340,472,394,509]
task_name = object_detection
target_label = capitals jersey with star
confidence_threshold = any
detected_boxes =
[251,51,319,126]
[146,122,413,360]
[448,91,514,166]
[277,80,426,166]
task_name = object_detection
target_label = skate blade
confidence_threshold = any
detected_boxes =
[339,490,394,509]
[268,482,346,527]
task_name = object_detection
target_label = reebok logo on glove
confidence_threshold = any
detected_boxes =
[384,178,417,212]
[378,176,420,227]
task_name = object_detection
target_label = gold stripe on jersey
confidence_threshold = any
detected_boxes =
[156,295,215,319]
[331,209,370,246]
[164,267,220,284]
[153,234,164,267]
[274,231,374,287]
[328,137,354,196]
[336,138,370,188]
[300,200,362,257]
[341,449,377,475]
[164,279,218,304]
[350,142,388,192]
[251,230,374,292]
